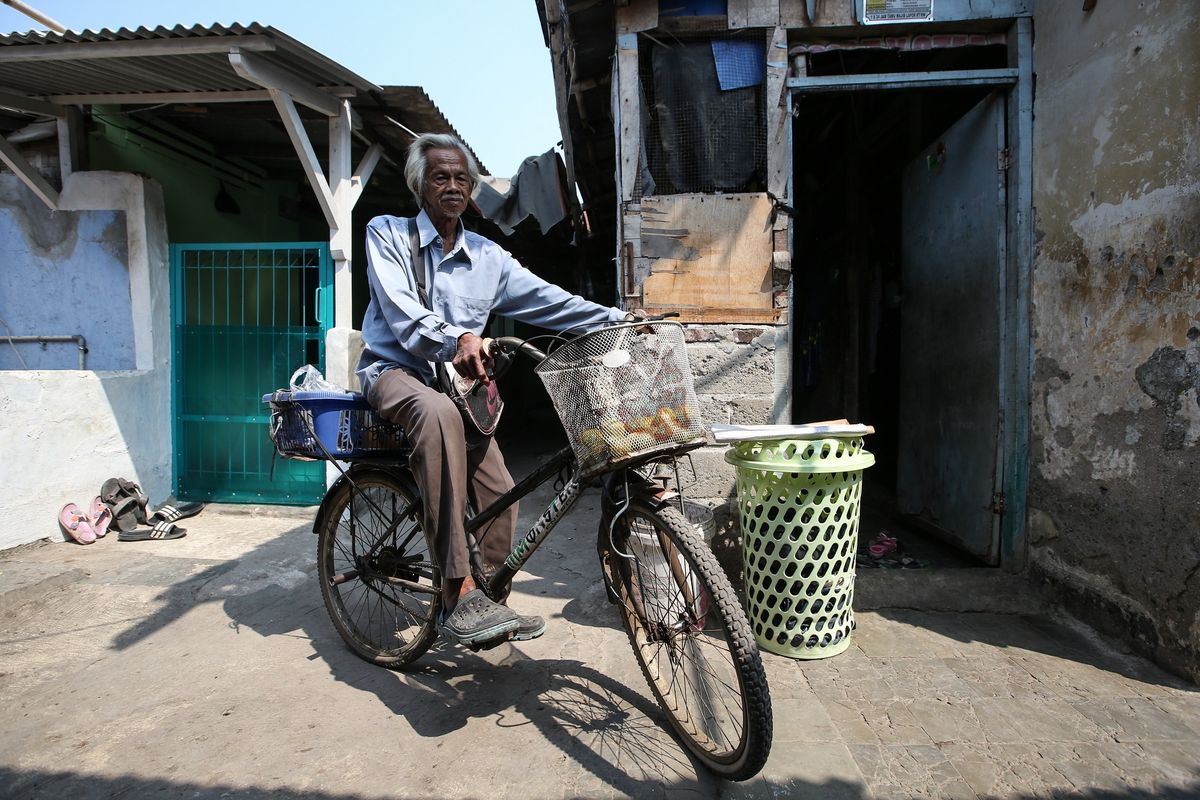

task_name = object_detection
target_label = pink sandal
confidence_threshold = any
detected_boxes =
[59,502,97,545]
[88,496,112,538]
[867,531,900,559]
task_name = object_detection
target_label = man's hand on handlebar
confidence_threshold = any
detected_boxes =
[625,309,680,323]
[453,332,493,384]
[624,309,678,332]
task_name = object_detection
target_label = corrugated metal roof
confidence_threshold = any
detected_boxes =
[0,22,265,46]
[0,21,490,202]
[0,23,380,98]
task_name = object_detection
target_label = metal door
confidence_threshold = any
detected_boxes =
[897,92,1006,562]
[171,243,332,504]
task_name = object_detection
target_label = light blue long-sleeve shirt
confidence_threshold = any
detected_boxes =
[356,210,626,392]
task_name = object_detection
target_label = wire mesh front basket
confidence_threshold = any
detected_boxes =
[534,321,705,477]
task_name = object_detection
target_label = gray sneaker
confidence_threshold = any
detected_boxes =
[510,611,546,641]
[438,589,520,647]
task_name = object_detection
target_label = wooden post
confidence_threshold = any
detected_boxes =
[614,31,640,302]
[328,100,353,326]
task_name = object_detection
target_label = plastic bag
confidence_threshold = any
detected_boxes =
[289,364,343,393]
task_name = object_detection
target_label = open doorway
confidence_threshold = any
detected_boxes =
[790,72,1013,567]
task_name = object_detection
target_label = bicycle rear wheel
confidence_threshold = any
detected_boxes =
[599,498,772,780]
[317,469,440,668]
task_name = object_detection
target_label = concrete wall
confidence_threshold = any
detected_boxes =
[681,324,789,549]
[1029,0,1200,680]
[0,173,172,551]
[0,177,133,370]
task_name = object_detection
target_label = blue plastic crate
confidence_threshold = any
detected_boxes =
[263,390,406,460]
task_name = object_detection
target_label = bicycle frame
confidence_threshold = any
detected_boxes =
[467,444,581,600]
[317,327,692,603]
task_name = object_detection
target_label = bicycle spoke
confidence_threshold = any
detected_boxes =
[319,472,440,668]
[604,499,770,778]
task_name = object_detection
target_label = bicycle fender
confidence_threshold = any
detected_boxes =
[599,471,678,517]
[311,464,421,535]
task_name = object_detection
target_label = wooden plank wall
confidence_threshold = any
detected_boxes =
[640,193,779,323]
[729,0,780,28]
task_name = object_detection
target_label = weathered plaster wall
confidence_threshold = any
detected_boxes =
[1030,0,1200,679]
[0,176,132,370]
[0,173,172,551]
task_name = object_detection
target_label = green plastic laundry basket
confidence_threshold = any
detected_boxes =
[725,437,874,660]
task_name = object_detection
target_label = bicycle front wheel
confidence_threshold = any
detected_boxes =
[317,469,440,669]
[599,498,772,780]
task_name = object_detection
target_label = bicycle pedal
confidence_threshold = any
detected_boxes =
[468,632,513,652]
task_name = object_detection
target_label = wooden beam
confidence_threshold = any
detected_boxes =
[542,0,583,230]
[766,28,789,216]
[348,143,382,208]
[269,88,337,228]
[328,100,352,214]
[788,69,1019,92]
[616,0,658,33]
[615,33,639,203]
[0,134,58,209]
[48,86,357,107]
[56,116,71,179]
[0,35,276,62]
[229,48,343,117]
[0,90,63,117]
[48,89,270,105]
[328,100,353,332]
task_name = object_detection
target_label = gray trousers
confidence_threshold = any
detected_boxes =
[367,367,517,583]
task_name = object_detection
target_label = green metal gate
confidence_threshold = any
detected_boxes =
[171,242,332,504]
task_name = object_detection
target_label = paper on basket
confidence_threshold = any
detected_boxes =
[709,423,874,443]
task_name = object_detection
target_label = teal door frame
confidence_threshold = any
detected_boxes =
[170,242,333,504]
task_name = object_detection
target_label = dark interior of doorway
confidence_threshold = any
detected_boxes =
[790,84,998,568]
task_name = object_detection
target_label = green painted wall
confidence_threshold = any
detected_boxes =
[87,109,326,243]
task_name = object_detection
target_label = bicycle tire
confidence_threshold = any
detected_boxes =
[599,498,772,780]
[317,469,440,669]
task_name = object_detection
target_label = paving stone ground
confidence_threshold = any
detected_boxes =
[1,459,1197,799]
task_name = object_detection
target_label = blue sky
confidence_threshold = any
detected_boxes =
[0,1,562,179]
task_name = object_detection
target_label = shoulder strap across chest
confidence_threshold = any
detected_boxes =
[407,219,429,307]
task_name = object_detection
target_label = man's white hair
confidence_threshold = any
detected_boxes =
[404,133,481,207]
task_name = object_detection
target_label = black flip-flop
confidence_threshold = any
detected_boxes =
[117,521,186,542]
[109,497,144,533]
[101,477,149,528]
[148,500,205,525]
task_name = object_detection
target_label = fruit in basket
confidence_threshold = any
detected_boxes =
[601,419,627,443]
[651,407,680,441]
[629,432,656,453]
[628,415,656,435]
[579,428,605,454]
[608,434,633,459]
[677,404,697,429]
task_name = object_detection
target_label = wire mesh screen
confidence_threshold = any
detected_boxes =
[639,31,767,196]
[534,322,705,477]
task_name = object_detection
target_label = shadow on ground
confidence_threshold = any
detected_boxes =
[4,766,1199,800]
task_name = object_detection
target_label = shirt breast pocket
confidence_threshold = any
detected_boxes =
[443,294,492,326]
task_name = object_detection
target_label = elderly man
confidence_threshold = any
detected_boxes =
[357,133,628,648]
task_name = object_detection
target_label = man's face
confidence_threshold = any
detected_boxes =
[422,147,471,224]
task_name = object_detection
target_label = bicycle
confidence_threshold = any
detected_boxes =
[264,318,773,780]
